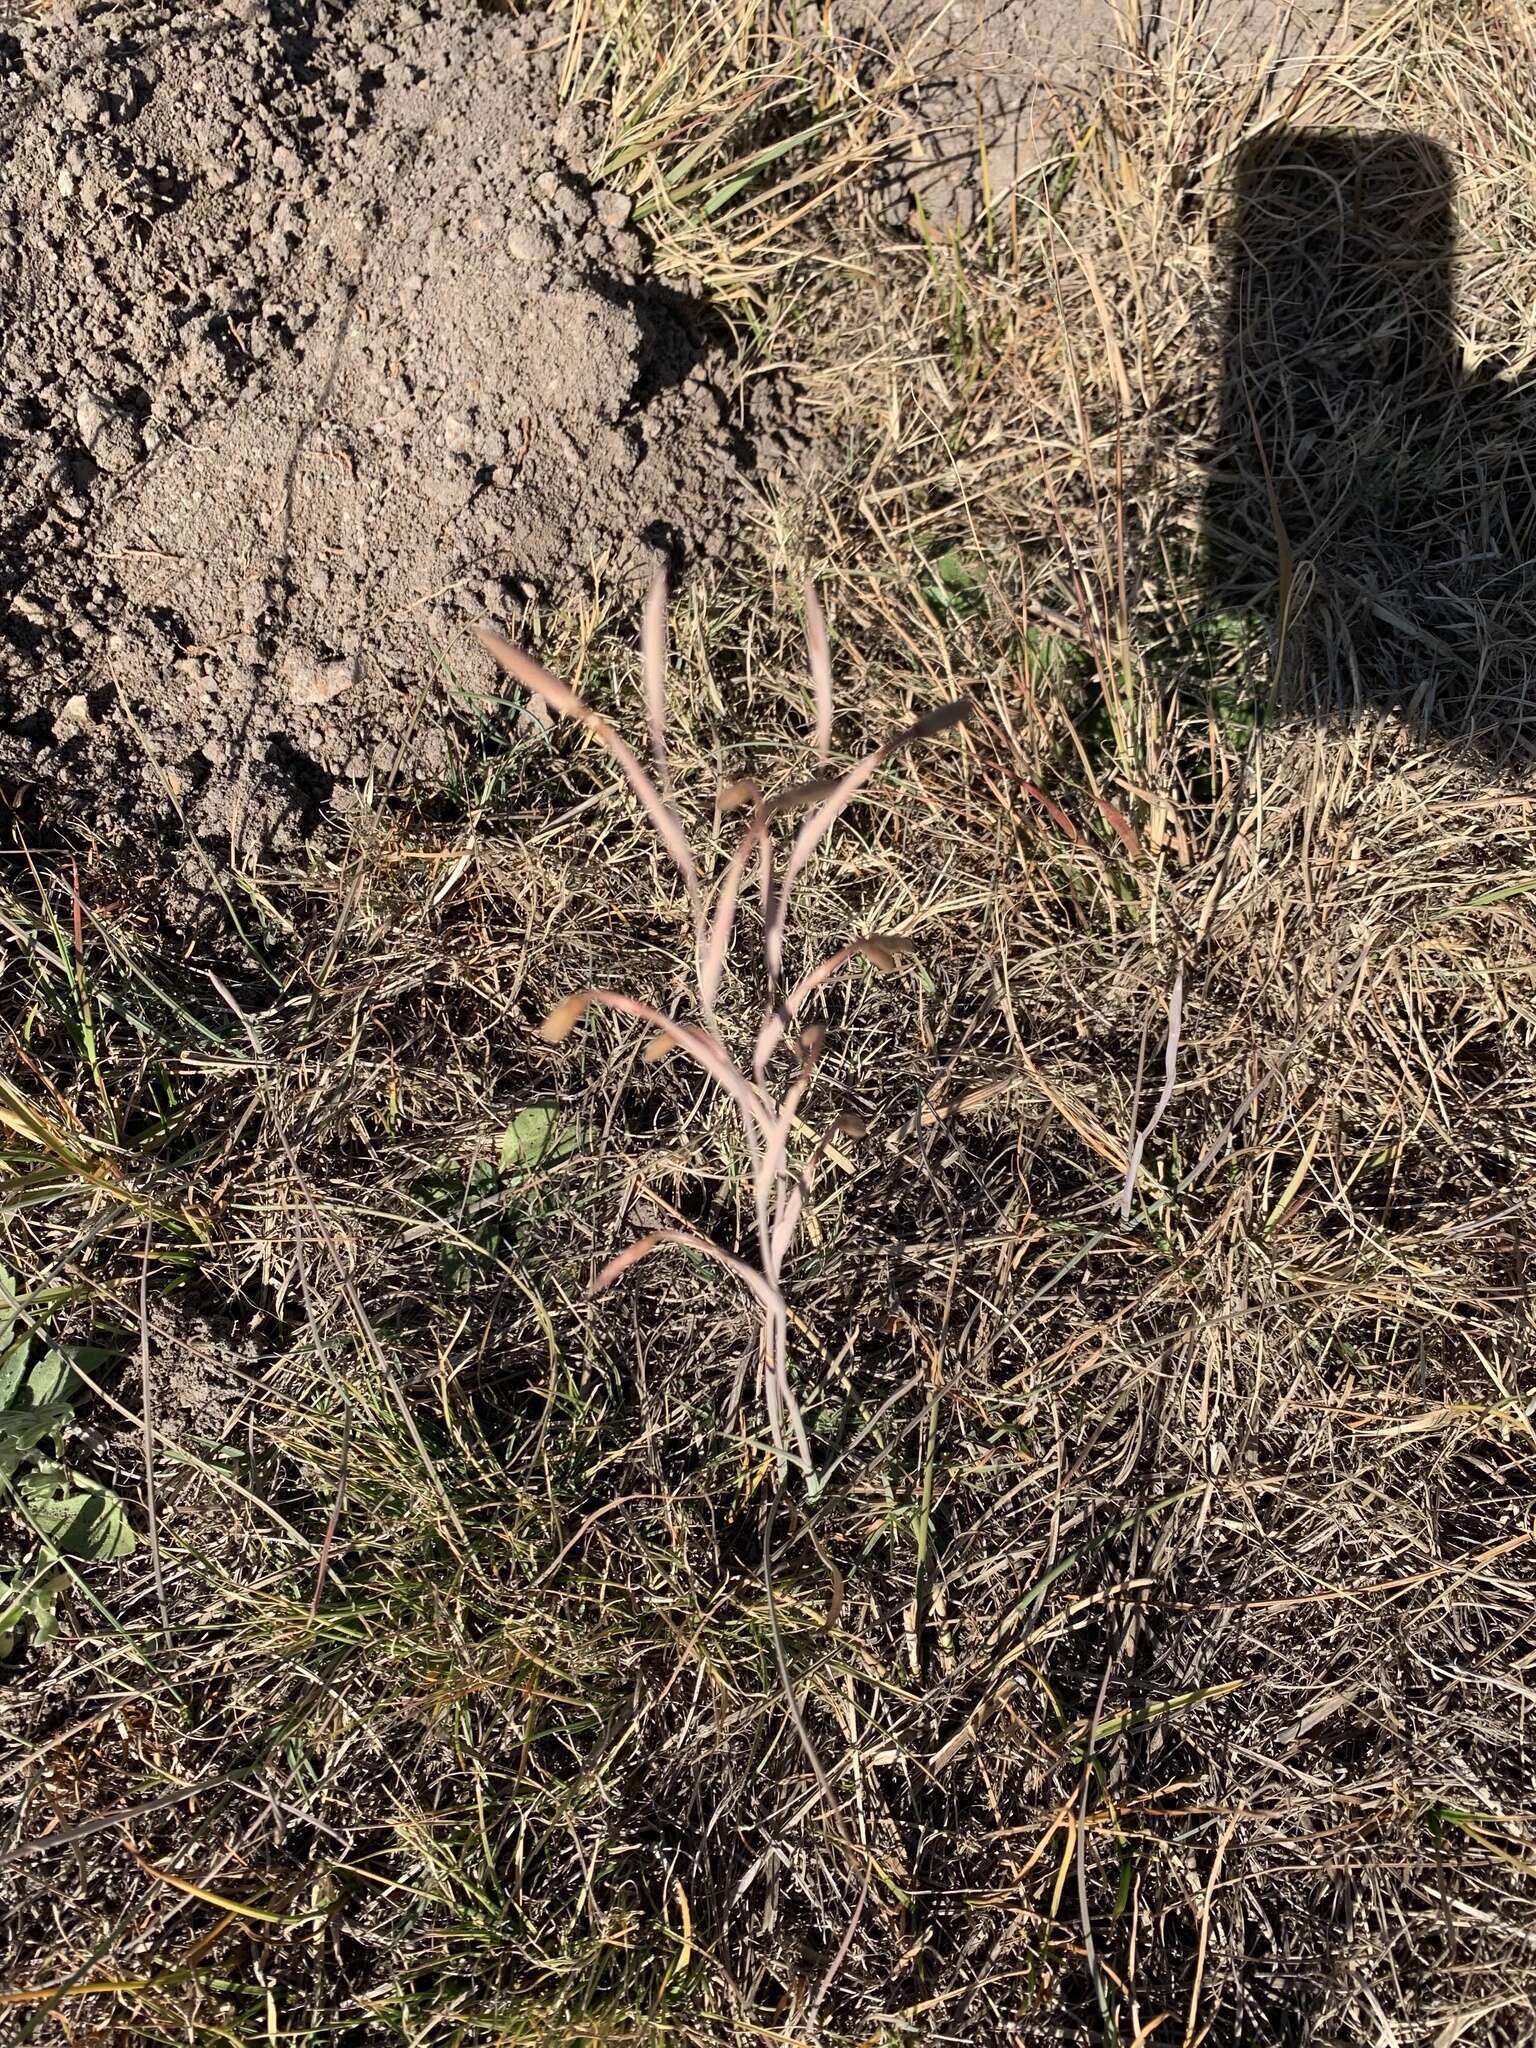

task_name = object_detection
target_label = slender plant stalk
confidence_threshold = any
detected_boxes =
[477,567,967,1489]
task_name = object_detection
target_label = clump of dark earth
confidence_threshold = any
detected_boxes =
[0,0,789,853]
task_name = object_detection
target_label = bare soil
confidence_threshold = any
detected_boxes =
[0,0,781,851]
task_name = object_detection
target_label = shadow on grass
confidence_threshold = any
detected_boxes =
[1204,125,1536,772]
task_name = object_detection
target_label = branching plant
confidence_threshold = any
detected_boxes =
[477,568,968,1493]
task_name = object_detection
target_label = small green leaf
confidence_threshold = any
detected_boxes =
[14,1464,137,1561]
[0,1334,32,1408]
[0,1340,77,1478]
[0,1401,74,1473]
[920,548,984,615]
[1199,608,1259,652]
[498,1106,581,1174]
[22,1347,75,1408]
[0,1572,63,1659]
[1436,874,1536,919]
[0,1266,17,1351]
[932,548,978,591]
[2,1338,77,1415]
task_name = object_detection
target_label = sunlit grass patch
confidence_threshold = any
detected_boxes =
[3,0,1536,2041]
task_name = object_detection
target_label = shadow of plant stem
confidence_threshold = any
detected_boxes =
[478,568,968,1489]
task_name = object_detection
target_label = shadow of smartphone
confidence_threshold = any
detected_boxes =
[1205,126,1536,768]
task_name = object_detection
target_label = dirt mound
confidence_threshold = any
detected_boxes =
[0,1,778,851]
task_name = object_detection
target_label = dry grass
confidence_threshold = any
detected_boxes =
[2,0,1535,2041]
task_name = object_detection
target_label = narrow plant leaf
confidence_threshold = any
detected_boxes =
[692,111,850,216]
[765,702,969,977]
[538,992,595,1044]
[803,579,833,767]
[754,936,914,1079]
[477,624,703,932]
[592,1228,783,1315]
[1070,1678,1244,1752]
[0,1572,62,1658]
[1435,874,1536,918]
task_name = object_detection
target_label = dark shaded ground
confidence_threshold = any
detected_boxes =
[1206,125,1536,770]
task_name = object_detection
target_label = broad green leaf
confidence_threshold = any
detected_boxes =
[14,1464,137,1561]
[1,1339,77,1413]
[1199,608,1259,651]
[498,1106,581,1174]
[921,548,984,614]
[932,548,979,592]
[22,1348,75,1408]
[1023,625,1083,679]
